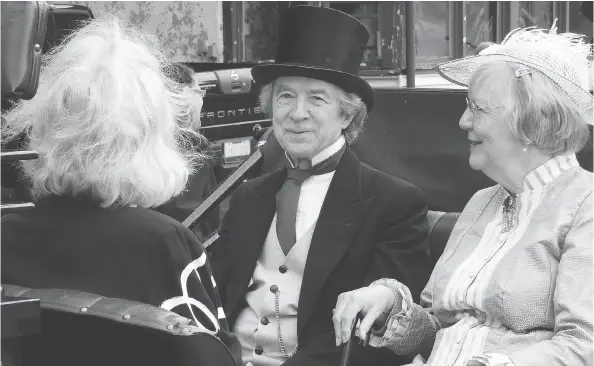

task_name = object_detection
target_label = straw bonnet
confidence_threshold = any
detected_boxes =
[437,21,593,124]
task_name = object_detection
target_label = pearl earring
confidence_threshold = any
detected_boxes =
[522,145,528,152]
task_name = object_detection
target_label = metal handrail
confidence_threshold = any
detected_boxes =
[0,202,35,211]
[1,150,39,161]
[182,149,263,230]
[182,125,272,233]
[405,2,416,88]
[201,231,220,249]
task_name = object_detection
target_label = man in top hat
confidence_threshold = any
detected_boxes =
[209,6,431,366]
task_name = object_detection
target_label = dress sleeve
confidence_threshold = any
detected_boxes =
[367,278,441,358]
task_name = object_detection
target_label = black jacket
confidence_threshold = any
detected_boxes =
[210,148,431,366]
[1,195,241,363]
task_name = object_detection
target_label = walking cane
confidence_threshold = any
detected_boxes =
[339,314,371,366]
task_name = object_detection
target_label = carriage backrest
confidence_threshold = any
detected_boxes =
[1,285,238,366]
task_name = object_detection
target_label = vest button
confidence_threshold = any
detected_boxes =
[255,346,263,355]
[260,317,269,325]
[279,265,288,273]
[270,285,278,293]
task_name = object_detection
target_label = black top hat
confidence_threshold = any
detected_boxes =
[251,6,374,111]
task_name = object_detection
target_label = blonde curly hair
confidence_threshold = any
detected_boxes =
[2,17,206,208]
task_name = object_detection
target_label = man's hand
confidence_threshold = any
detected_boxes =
[332,285,399,346]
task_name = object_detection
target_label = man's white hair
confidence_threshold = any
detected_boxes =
[2,16,205,208]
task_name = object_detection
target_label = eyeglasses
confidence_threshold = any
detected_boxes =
[465,97,503,116]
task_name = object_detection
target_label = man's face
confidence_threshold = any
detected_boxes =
[271,76,351,160]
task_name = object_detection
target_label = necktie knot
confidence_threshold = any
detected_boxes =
[287,168,311,184]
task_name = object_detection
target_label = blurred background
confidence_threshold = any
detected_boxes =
[66,1,592,87]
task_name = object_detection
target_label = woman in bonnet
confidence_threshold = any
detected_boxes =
[332,22,593,366]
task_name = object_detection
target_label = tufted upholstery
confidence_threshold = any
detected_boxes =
[1,285,238,366]
[427,210,461,267]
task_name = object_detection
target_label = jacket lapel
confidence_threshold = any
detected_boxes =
[226,170,285,317]
[298,149,375,333]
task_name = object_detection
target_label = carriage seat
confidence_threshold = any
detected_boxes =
[1,284,237,366]
[427,210,460,267]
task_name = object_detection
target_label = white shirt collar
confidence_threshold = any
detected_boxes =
[285,135,346,168]
[312,135,346,166]
[522,154,579,191]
